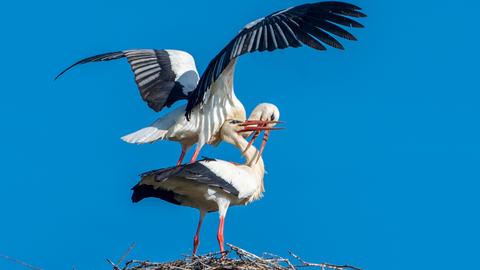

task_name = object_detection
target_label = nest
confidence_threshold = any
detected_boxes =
[110,244,361,270]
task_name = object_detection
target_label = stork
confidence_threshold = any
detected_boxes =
[55,2,365,165]
[131,116,282,255]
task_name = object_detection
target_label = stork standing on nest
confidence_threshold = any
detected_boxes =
[55,1,366,165]
[131,115,282,255]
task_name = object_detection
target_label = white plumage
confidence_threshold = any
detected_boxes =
[56,2,365,166]
[55,1,367,256]
[121,105,187,144]
[163,50,200,94]
[132,117,280,254]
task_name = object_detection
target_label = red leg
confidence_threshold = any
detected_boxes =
[189,145,201,163]
[193,211,206,255]
[177,148,187,166]
[217,216,225,255]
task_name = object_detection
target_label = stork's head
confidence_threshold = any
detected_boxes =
[220,103,282,161]
[241,103,280,138]
[248,103,280,124]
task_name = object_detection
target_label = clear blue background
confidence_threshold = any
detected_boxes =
[1,1,479,269]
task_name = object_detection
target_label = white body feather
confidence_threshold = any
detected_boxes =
[122,60,246,150]
[140,158,264,213]
[135,119,266,215]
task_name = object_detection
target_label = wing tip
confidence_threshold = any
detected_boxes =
[351,21,365,28]
[356,11,368,18]
[318,1,364,12]
[54,65,75,80]
[54,51,127,81]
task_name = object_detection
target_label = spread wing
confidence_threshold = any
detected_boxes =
[185,1,366,118]
[56,49,199,112]
[141,159,240,196]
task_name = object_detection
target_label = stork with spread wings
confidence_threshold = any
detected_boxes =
[56,2,366,165]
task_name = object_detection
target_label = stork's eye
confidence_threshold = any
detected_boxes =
[270,114,276,121]
[230,120,243,124]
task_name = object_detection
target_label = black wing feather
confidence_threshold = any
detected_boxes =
[308,19,357,40]
[296,18,344,49]
[56,49,198,112]
[140,159,240,196]
[185,1,366,119]
[54,51,125,79]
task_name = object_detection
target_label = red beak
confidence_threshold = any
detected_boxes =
[237,120,283,162]
[239,120,284,126]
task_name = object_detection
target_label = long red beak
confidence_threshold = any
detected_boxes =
[239,120,284,126]
[237,126,283,133]
[237,120,283,161]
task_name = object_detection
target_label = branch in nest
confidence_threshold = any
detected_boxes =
[113,243,362,270]
[288,251,362,270]
[0,254,43,270]
[117,242,136,266]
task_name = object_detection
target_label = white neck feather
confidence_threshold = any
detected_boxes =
[227,130,265,199]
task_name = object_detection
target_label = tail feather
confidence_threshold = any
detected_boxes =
[121,105,186,144]
[131,183,181,205]
[121,127,168,144]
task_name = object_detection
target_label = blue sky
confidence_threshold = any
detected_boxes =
[1,0,479,269]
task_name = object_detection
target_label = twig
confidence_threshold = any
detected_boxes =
[117,242,136,266]
[263,253,296,270]
[120,244,361,270]
[289,252,362,270]
[0,254,43,270]
[227,243,261,260]
[107,258,120,270]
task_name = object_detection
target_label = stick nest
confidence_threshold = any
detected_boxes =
[113,244,361,270]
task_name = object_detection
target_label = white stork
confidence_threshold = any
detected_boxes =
[55,1,365,165]
[131,117,282,255]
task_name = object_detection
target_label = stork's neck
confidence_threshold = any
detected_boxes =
[234,131,265,201]
[222,127,265,201]
[230,132,264,174]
